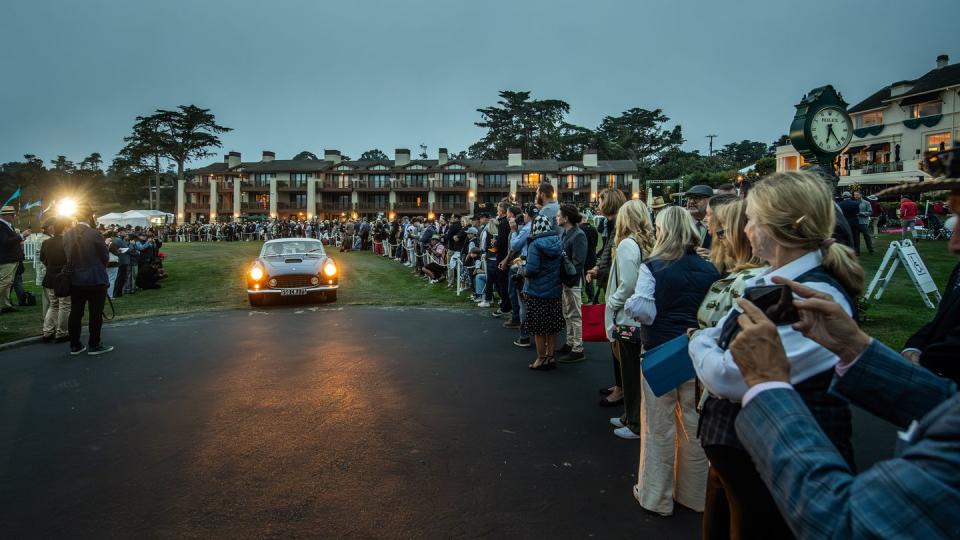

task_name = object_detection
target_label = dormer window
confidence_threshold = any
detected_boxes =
[369,164,388,171]
[335,165,353,171]
[406,164,427,170]
[561,165,583,172]
[445,164,465,170]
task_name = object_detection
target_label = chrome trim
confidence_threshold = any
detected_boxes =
[247,285,339,295]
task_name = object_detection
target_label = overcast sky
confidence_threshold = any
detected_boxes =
[1,0,957,167]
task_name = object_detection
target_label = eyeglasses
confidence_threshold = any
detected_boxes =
[715,229,726,240]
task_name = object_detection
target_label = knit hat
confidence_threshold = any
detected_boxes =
[532,215,552,235]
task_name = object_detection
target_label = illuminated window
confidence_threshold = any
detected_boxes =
[255,193,270,209]
[926,132,953,152]
[911,100,942,118]
[564,174,587,189]
[522,173,543,187]
[856,111,883,128]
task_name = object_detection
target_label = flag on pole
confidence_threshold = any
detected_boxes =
[40,199,56,219]
[2,186,21,207]
[24,199,42,210]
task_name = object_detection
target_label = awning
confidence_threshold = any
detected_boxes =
[898,91,941,107]
[846,145,866,154]
[866,142,890,153]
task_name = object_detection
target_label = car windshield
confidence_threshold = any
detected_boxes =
[261,240,325,258]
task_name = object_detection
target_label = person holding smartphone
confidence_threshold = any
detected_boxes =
[689,171,865,538]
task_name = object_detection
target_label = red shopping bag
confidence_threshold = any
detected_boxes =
[582,303,607,342]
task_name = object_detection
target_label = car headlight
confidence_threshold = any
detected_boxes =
[268,278,278,288]
[250,266,264,281]
[323,261,337,277]
[310,276,320,286]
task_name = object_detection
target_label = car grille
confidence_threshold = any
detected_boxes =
[273,275,314,288]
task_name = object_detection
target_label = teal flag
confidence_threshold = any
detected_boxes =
[24,199,42,210]
[2,186,21,207]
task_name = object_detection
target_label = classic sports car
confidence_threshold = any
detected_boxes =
[246,238,339,306]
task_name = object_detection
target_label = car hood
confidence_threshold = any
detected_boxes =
[258,256,327,275]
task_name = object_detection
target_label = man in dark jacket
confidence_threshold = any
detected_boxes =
[580,220,599,301]
[112,230,131,298]
[63,206,113,356]
[557,204,588,362]
[0,205,29,313]
[838,191,866,256]
[39,219,70,341]
[492,200,513,317]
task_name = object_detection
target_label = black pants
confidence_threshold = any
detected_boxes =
[702,445,793,540]
[114,265,128,297]
[484,259,499,302]
[68,284,108,349]
[495,259,511,312]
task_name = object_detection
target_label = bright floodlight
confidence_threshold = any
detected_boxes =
[57,198,78,217]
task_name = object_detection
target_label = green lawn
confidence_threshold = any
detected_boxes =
[1,235,956,347]
[0,242,470,344]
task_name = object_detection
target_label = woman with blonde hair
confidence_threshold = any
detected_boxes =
[603,199,655,439]
[624,206,719,515]
[690,171,863,538]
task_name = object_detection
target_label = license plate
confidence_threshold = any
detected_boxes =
[280,288,308,296]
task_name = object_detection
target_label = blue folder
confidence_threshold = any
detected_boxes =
[642,335,696,397]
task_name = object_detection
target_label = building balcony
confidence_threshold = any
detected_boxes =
[431,179,469,191]
[278,183,310,191]
[516,181,540,191]
[241,183,270,191]
[185,202,209,211]
[557,181,590,191]
[321,201,353,211]
[185,182,211,192]
[356,201,390,213]
[321,180,353,191]
[840,161,905,176]
[393,180,430,190]
[394,201,430,211]
[240,203,268,213]
[355,180,392,190]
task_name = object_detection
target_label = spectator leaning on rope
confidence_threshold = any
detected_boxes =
[63,204,114,356]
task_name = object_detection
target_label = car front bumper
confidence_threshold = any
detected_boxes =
[247,285,339,295]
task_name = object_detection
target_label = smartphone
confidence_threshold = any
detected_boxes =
[743,284,800,326]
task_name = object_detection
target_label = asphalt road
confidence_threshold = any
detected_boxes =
[0,305,896,539]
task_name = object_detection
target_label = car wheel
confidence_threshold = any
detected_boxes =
[249,294,264,307]
[327,290,337,302]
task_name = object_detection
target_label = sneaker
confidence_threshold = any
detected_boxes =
[429,279,440,284]
[555,344,573,355]
[87,344,114,356]
[610,417,625,428]
[502,319,521,329]
[491,309,506,318]
[557,351,585,363]
[70,345,87,356]
[478,301,491,308]
[513,337,531,348]
[614,426,640,440]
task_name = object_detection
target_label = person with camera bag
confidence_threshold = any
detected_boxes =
[64,205,114,356]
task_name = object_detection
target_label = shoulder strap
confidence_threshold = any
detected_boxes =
[795,266,858,320]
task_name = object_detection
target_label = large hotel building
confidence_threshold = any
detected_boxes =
[180,148,641,223]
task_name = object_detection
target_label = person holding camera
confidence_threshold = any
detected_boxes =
[64,206,114,356]
[689,171,864,538]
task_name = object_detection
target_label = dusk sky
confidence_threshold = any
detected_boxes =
[2,0,957,166]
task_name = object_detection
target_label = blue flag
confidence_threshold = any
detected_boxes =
[2,186,21,207]
[24,199,42,210]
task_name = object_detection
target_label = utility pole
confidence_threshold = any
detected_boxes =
[706,134,718,156]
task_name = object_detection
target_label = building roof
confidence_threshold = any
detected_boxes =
[187,157,639,176]
[850,61,960,114]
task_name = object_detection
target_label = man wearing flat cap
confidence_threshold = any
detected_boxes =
[684,184,713,252]
[0,205,30,313]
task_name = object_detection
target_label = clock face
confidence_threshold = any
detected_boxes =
[809,107,852,153]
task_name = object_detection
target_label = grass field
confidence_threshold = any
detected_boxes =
[1,235,956,346]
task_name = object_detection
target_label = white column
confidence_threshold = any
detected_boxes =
[632,178,640,199]
[269,177,278,218]
[468,174,477,209]
[176,179,185,223]
[508,173,520,199]
[233,177,241,220]
[209,180,218,221]
[306,176,317,219]
[590,175,599,203]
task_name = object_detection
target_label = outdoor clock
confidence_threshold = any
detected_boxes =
[789,85,852,173]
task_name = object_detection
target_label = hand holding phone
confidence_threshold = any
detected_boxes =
[742,284,799,326]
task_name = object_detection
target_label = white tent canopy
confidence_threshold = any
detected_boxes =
[97,209,174,228]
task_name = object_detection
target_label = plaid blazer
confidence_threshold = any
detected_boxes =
[736,340,960,539]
